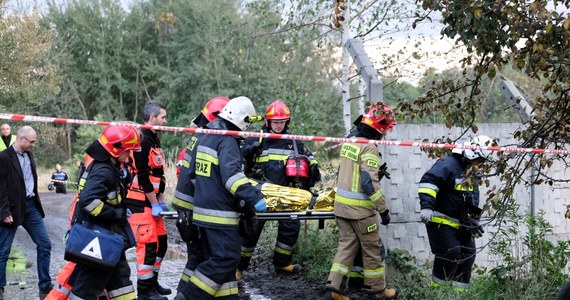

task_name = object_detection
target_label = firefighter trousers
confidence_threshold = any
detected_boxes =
[181,225,240,300]
[69,255,135,300]
[128,207,168,293]
[238,219,300,271]
[326,215,386,294]
[426,223,475,287]
[176,225,205,293]
[46,261,109,300]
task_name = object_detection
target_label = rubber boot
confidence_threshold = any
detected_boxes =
[275,264,303,274]
[137,289,168,300]
[368,288,399,299]
[324,290,350,300]
[153,271,172,295]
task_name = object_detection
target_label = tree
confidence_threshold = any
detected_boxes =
[409,0,570,224]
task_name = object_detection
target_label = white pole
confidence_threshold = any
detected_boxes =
[341,0,351,135]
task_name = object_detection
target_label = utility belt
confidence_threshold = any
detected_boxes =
[429,211,461,230]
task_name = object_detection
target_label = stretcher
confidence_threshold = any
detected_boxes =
[160,210,335,221]
[161,182,337,227]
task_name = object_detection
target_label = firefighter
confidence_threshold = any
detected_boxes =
[174,96,267,300]
[237,100,321,278]
[172,96,229,294]
[418,135,492,290]
[68,125,140,300]
[125,102,170,300]
[324,103,398,300]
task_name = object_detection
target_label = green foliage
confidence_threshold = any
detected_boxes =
[294,221,339,282]
[413,0,570,233]
[476,209,570,300]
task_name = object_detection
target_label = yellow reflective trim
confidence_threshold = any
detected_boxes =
[369,190,383,202]
[214,285,238,297]
[89,202,104,216]
[351,165,360,192]
[107,197,120,205]
[418,187,437,198]
[254,154,289,163]
[241,252,253,258]
[182,160,190,168]
[363,266,385,278]
[230,177,250,195]
[196,152,219,165]
[430,216,460,229]
[331,263,350,275]
[172,198,193,210]
[348,271,364,278]
[181,272,191,283]
[190,276,217,296]
[335,194,375,207]
[193,213,239,225]
[275,247,292,255]
[112,292,137,300]
[454,184,474,191]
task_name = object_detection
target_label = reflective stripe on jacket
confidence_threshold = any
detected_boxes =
[417,154,480,220]
[190,119,263,228]
[173,135,200,211]
[334,141,388,220]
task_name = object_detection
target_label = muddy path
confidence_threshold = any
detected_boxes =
[4,192,334,300]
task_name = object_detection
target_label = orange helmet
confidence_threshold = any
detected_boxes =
[361,103,397,134]
[98,125,142,158]
[265,100,290,126]
[202,96,230,122]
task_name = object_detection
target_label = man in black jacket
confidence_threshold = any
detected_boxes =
[0,126,52,300]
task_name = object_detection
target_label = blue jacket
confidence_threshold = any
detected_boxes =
[418,154,480,220]
[190,119,263,229]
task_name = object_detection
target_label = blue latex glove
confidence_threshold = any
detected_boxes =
[159,202,169,212]
[126,208,132,218]
[254,199,267,212]
[151,203,164,217]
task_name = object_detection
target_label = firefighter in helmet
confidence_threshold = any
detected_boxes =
[174,96,266,300]
[237,100,321,279]
[172,96,229,295]
[68,125,140,300]
[418,135,492,290]
[325,102,398,300]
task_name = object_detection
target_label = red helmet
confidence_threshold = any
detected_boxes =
[202,96,230,122]
[361,103,397,134]
[98,125,142,158]
[265,100,290,126]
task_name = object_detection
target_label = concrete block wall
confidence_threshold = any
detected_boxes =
[378,123,570,267]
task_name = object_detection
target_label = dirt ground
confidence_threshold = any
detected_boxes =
[4,192,335,300]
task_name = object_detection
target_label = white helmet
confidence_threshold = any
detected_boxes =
[463,135,493,161]
[218,96,256,131]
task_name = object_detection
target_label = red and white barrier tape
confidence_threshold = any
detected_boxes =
[38,177,176,188]
[39,177,77,185]
[2,113,568,155]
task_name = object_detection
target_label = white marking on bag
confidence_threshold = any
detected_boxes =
[81,237,103,259]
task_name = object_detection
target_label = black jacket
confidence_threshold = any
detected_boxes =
[0,146,44,227]
[418,154,480,220]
